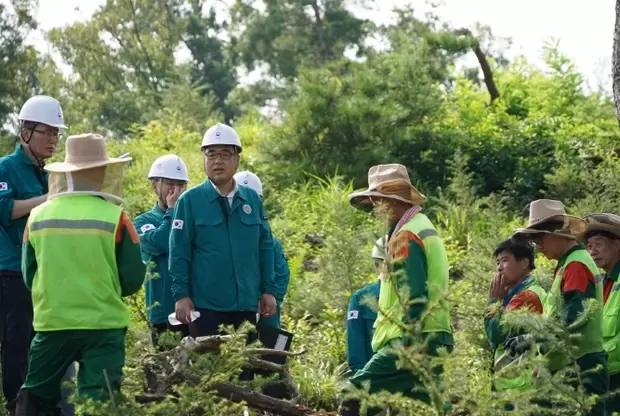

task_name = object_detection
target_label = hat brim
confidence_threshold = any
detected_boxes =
[348,189,427,210]
[45,157,132,173]
[583,223,620,240]
[513,215,586,239]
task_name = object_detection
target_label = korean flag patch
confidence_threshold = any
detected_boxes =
[0,182,7,191]
[347,310,359,320]
[140,224,156,233]
[172,219,184,230]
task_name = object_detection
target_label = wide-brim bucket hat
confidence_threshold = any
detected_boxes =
[45,133,132,173]
[348,164,426,209]
[582,213,620,240]
[513,199,586,239]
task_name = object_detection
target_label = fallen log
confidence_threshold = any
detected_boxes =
[213,382,310,416]
[247,347,308,357]
[140,335,307,415]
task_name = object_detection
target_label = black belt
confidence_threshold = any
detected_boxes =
[0,270,22,278]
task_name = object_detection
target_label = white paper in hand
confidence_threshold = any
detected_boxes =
[168,311,200,326]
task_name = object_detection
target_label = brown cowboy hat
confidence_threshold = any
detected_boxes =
[45,133,132,173]
[513,199,586,239]
[582,213,620,240]
[348,164,426,209]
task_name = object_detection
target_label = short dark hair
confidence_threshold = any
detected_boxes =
[493,238,536,270]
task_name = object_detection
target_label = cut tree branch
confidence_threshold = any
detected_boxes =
[212,382,310,416]
[453,28,500,105]
[141,335,305,414]
[136,384,315,416]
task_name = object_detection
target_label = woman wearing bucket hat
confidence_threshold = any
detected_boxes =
[339,164,453,416]
[583,213,620,412]
[15,134,145,416]
[513,199,608,415]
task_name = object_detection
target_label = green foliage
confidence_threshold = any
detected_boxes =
[0,0,38,134]
[230,0,369,80]
[2,2,620,415]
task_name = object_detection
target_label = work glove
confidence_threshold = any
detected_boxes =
[504,334,536,356]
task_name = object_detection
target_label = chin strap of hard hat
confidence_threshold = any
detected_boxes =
[21,122,46,169]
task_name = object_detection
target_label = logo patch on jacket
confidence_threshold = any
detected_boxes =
[172,219,184,230]
[242,204,252,214]
[348,310,359,320]
[140,224,156,233]
[0,182,8,191]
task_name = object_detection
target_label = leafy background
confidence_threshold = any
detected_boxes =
[1,0,620,414]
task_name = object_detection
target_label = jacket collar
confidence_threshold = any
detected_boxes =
[503,275,533,307]
[556,243,585,271]
[151,202,166,216]
[608,261,620,282]
[15,144,37,166]
[204,178,247,202]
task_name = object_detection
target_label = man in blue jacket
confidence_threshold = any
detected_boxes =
[134,154,189,348]
[0,95,76,415]
[234,170,290,329]
[346,237,385,374]
[170,123,276,340]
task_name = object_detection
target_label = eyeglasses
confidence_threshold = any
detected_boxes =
[204,151,234,161]
[161,179,187,187]
[33,129,62,140]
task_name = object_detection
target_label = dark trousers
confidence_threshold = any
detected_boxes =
[189,309,257,338]
[151,322,189,350]
[16,329,126,415]
[608,373,620,413]
[0,271,34,410]
[191,308,257,380]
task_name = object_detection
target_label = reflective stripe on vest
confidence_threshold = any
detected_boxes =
[30,219,117,233]
[28,194,129,331]
[603,273,620,375]
[542,248,604,371]
[371,213,452,352]
[492,283,546,391]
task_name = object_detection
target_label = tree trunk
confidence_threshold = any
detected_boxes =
[453,28,500,105]
[613,0,620,126]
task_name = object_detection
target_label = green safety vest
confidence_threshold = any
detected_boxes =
[27,194,130,331]
[543,248,604,371]
[492,284,546,391]
[371,213,452,352]
[603,265,620,375]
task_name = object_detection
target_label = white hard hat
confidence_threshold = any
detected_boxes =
[148,154,189,181]
[201,123,242,152]
[18,95,67,129]
[234,171,263,197]
[371,236,386,260]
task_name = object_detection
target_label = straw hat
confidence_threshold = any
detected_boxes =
[348,164,426,209]
[583,213,620,240]
[514,199,586,239]
[45,133,132,173]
